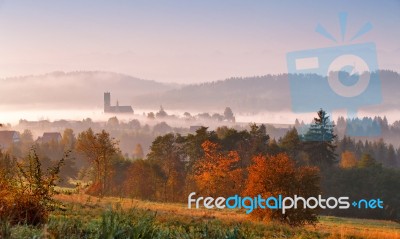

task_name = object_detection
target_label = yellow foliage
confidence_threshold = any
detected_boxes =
[339,151,358,169]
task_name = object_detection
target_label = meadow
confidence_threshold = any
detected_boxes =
[3,192,399,239]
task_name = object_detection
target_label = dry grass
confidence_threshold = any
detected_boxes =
[55,193,248,222]
[312,216,400,239]
[55,193,400,239]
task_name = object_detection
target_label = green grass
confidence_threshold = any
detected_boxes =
[2,194,400,239]
[3,202,325,239]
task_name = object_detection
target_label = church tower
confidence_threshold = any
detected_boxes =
[103,92,133,113]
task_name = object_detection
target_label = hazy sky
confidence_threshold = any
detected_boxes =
[0,0,399,83]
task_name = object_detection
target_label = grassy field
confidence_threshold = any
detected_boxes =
[3,193,400,238]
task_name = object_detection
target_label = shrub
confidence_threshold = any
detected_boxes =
[0,148,68,226]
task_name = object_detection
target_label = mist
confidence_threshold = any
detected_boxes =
[1,70,400,126]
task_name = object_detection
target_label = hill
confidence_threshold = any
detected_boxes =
[133,70,400,113]
[1,70,399,115]
[0,71,176,110]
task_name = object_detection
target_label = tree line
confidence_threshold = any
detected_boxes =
[77,109,400,223]
[2,109,399,225]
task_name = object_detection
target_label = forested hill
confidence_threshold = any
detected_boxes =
[133,74,290,111]
[1,70,399,113]
[133,70,400,113]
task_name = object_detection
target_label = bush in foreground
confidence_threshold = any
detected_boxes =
[0,149,67,226]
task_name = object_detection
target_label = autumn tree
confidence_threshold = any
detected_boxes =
[193,140,242,197]
[0,150,17,180]
[61,128,76,150]
[358,153,378,168]
[147,133,186,201]
[243,153,320,226]
[76,128,120,196]
[122,159,163,200]
[339,151,358,169]
[57,128,78,186]
[20,129,34,155]
[132,143,144,159]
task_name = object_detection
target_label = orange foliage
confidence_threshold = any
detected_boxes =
[340,151,358,168]
[243,153,320,226]
[122,160,160,200]
[193,140,242,197]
